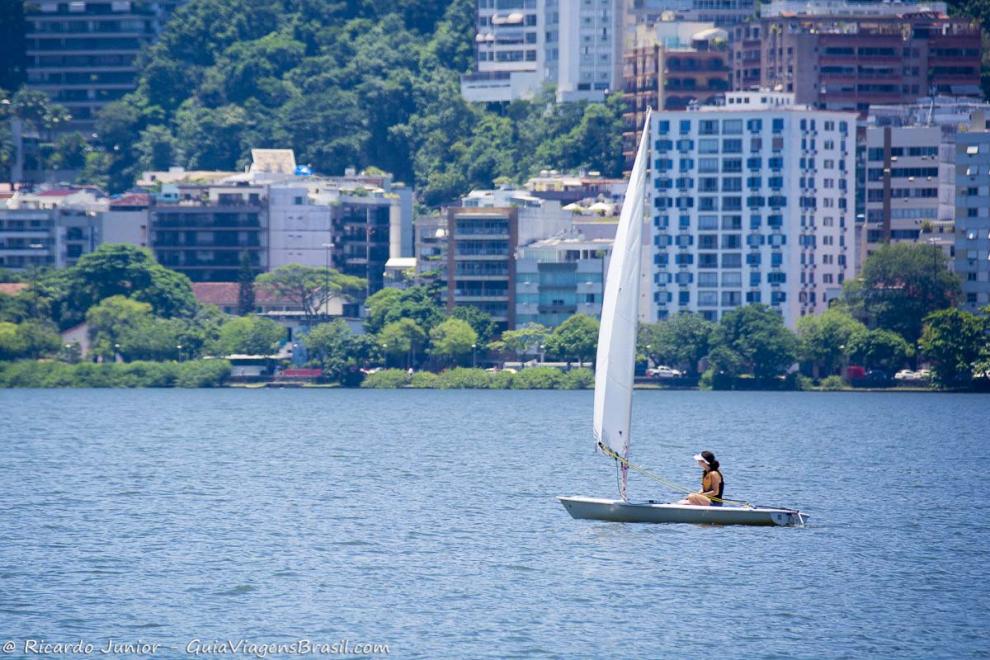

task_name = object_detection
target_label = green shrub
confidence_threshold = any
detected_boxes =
[561,367,594,390]
[0,361,71,387]
[511,366,564,389]
[360,369,411,389]
[435,367,492,389]
[409,371,439,388]
[819,375,846,391]
[796,374,814,391]
[0,359,228,387]
[121,361,180,387]
[698,368,714,391]
[73,362,115,387]
[175,360,231,388]
[489,370,516,389]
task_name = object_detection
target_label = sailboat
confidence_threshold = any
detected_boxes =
[557,110,806,527]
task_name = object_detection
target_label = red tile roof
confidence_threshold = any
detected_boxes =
[190,282,299,309]
[36,189,79,197]
[0,283,28,296]
[110,193,151,208]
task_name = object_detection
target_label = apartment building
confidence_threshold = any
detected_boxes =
[730,0,981,115]
[953,129,990,312]
[647,92,857,327]
[446,206,519,328]
[0,187,104,270]
[149,184,268,282]
[445,187,575,327]
[626,0,756,30]
[515,232,610,327]
[24,1,183,129]
[462,0,622,103]
[623,21,730,169]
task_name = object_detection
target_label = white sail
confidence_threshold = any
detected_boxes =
[593,111,650,500]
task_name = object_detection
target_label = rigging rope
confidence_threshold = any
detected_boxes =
[597,442,754,508]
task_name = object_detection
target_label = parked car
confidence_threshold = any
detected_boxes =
[894,369,920,381]
[646,366,682,379]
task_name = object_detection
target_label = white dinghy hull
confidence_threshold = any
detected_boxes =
[558,496,806,527]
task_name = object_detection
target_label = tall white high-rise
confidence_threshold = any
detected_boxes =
[461,0,622,104]
[646,92,857,327]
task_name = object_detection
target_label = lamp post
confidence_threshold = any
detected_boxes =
[176,344,183,362]
[382,342,388,369]
[927,237,939,307]
[472,343,477,369]
[114,343,121,363]
[322,242,333,321]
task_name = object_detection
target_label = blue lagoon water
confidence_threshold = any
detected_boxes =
[1,389,988,658]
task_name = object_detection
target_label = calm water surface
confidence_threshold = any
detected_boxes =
[1,389,988,658]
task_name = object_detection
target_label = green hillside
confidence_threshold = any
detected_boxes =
[82,0,624,204]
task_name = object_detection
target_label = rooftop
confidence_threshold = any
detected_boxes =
[761,0,948,18]
[190,282,299,309]
[0,283,28,296]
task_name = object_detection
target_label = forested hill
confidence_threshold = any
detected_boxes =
[86,0,624,204]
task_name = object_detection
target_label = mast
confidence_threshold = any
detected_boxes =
[593,110,651,501]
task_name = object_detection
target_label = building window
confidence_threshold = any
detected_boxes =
[722,253,742,268]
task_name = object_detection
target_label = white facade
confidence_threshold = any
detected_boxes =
[862,100,990,267]
[953,129,990,312]
[101,209,149,247]
[862,125,950,262]
[647,92,857,327]
[267,185,333,269]
[460,187,573,243]
[463,0,621,103]
[515,232,611,326]
[557,0,623,102]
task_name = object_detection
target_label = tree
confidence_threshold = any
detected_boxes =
[378,318,426,368]
[495,323,550,360]
[919,308,988,388]
[119,317,185,362]
[70,0,636,200]
[256,264,365,325]
[545,314,599,365]
[364,288,403,334]
[237,251,257,315]
[305,320,351,369]
[848,328,912,373]
[449,305,497,345]
[86,296,155,361]
[638,313,714,376]
[14,320,61,359]
[217,316,285,356]
[843,243,961,343]
[0,322,25,360]
[796,309,867,377]
[58,244,197,327]
[712,305,798,378]
[429,317,477,367]
[45,132,88,170]
[363,284,444,335]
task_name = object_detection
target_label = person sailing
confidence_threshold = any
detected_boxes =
[678,450,724,506]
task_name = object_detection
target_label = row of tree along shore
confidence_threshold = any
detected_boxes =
[1,243,988,390]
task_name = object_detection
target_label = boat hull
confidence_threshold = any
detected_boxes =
[557,496,806,527]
